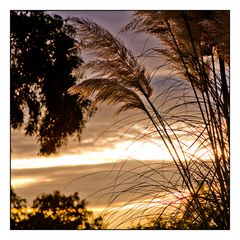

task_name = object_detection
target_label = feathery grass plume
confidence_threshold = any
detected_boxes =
[69,78,147,115]
[68,17,152,98]
[123,11,229,92]
[122,10,229,229]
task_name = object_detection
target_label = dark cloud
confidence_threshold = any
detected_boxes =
[49,10,132,35]
[11,130,39,159]
[11,160,178,209]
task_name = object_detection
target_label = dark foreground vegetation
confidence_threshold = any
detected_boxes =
[10,188,103,230]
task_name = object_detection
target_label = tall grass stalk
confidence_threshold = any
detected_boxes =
[68,11,229,229]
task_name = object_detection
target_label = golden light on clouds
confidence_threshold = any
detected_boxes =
[11,140,172,171]
[12,138,212,171]
[11,177,52,188]
[114,140,172,161]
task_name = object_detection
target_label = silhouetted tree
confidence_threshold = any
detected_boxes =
[10,187,27,228]
[11,11,95,155]
[10,189,104,230]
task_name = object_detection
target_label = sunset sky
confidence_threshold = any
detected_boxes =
[2,0,239,238]
[10,11,218,216]
[11,11,171,223]
[10,10,232,230]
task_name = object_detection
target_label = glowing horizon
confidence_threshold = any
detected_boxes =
[12,137,212,172]
[11,140,173,170]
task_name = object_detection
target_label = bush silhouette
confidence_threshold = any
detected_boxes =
[10,189,104,230]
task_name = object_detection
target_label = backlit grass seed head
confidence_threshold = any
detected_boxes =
[68,78,147,115]
[67,17,152,99]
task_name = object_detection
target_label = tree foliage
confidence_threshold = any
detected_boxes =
[10,189,104,230]
[11,11,95,155]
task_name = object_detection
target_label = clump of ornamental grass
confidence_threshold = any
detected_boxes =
[67,11,229,229]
